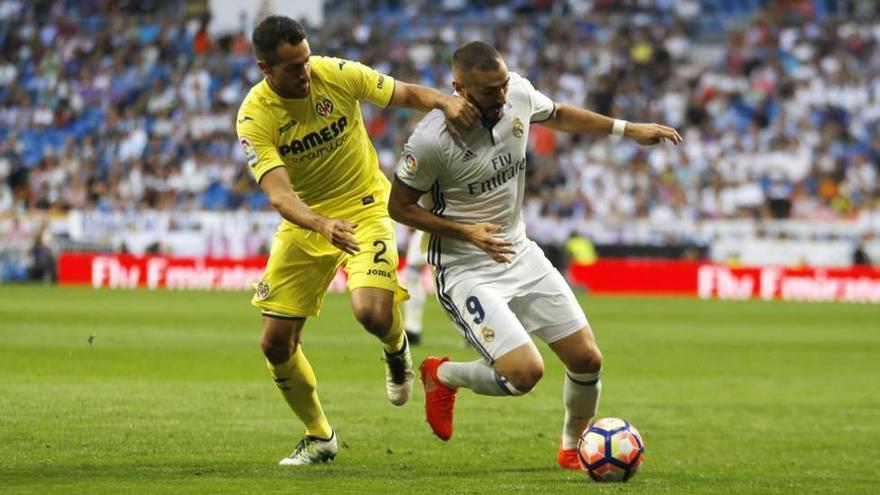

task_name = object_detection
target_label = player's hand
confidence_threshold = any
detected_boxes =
[441,95,479,140]
[317,218,360,255]
[463,222,516,264]
[625,123,683,146]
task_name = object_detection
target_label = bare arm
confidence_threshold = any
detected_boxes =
[389,81,479,139]
[388,176,515,263]
[259,167,360,254]
[542,103,683,145]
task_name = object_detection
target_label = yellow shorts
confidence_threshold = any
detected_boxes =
[252,211,402,317]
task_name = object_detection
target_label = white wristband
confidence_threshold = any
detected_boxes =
[612,119,628,137]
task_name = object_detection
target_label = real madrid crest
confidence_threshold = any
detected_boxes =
[315,97,334,117]
[512,117,524,138]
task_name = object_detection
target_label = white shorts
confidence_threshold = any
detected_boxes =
[432,240,588,363]
[405,230,427,268]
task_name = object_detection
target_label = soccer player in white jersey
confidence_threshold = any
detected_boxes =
[402,228,428,345]
[388,41,682,469]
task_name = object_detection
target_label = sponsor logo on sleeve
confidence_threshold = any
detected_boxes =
[481,326,495,342]
[377,75,385,90]
[240,137,258,167]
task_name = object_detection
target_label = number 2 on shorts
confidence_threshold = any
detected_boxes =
[373,240,389,264]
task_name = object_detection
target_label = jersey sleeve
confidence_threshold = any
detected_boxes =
[522,76,557,123]
[236,103,283,183]
[332,57,396,108]
[395,124,443,193]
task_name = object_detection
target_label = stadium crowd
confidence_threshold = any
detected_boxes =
[0,0,879,232]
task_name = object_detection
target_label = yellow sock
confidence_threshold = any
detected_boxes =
[381,298,406,354]
[267,345,333,439]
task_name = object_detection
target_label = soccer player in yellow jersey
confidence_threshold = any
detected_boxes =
[235,16,478,466]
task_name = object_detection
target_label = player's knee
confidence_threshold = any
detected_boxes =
[353,306,392,335]
[505,362,544,393]
[567,345,603,374]
[260,335,294,364]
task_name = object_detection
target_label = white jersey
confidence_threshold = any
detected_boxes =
[404,229,427,268]
[395,72,556,268]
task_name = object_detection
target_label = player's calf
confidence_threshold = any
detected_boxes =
[559,367,603,460]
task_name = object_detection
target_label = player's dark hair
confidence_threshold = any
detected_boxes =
[452,41,502,73]
[252,15,307,66]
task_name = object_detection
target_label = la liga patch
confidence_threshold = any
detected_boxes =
[240,137,258,167]
[402,152,418,176]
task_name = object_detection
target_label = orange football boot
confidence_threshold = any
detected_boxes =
[557,447,581,470]
[419,356,457,441]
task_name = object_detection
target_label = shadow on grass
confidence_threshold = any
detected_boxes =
[4,462,583,486]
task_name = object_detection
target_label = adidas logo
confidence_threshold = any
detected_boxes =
[462,149,476,162]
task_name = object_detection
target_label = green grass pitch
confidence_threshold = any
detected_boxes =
[1,285,878,494]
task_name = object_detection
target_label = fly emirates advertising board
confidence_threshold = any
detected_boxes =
[57,253,880,303]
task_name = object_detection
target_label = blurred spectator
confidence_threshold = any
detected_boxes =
[2,217,30,249]
[852,234,873,266]
[27,224,55,282]
[193,16,214,55]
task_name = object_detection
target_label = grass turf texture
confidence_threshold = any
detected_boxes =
[1,285,878,494]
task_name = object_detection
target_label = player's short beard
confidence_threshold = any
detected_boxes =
[467,94,502,121]
[270,77,309,99]
[288,80,309,98]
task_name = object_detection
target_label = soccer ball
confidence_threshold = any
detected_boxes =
[577,417,645,482]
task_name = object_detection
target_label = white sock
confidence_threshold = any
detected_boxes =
[437,359,523,396]
[561,369,601,449]
[403,266,425,334]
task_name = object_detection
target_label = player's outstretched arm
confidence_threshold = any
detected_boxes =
[259,167,360,254]
[388,81,479,140]
[542,103,683,146]
[389,176,515,263]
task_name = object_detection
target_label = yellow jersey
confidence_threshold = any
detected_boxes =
[236,56,396,220]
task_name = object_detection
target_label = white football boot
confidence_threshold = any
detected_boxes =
[278,432,337,466]
[383,335,414,406]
